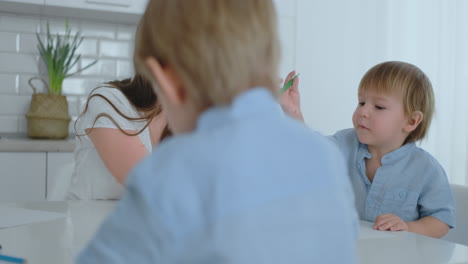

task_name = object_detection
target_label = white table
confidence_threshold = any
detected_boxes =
[357,221,468,264]
[0,201,115,264]
[0,201,467,264]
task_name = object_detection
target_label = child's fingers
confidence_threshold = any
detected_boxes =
[283,70,296,86]
[374,214,394,227]
[291,75,300,93]
[389,223,406,231]
[374,215,400,230]
[374,214,407,232]
[375,221,393,231]
[381,218,402,230]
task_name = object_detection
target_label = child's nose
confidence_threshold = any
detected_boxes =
[359,105,370,118]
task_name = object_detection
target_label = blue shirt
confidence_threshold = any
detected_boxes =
[331,128,456,228]
[76,88,358,264]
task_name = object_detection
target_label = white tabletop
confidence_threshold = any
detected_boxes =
[0,201,467,264]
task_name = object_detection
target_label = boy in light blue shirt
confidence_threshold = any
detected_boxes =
[281,61,455,238]
[76,0,358,263]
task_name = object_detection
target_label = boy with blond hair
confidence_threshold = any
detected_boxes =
[282,61,456,238]
[77,0,358,263]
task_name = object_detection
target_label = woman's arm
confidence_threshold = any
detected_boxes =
[87,128,148,184]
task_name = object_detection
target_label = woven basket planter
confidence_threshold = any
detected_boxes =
[26,77,71,139]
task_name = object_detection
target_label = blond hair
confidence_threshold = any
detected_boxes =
[358,61,435,143]
[134,0,280,109]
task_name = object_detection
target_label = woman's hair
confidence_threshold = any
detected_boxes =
[133,0,280,110]
[358,61,435,143]
[76,74,171,140]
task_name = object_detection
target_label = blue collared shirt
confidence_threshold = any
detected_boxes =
[330,128,456,228]
[76,88,358,264]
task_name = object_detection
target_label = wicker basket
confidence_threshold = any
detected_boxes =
[26,77,71,139]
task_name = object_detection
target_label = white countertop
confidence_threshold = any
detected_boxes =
[0,201,467,264]
[0,134,74,152]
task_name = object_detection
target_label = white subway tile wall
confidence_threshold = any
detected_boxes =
[81,59,117,77]
[0,95,31,115]
[75,39,98,56]
[19,74,47,95]
[0,15,40,33]
[116,25,135,41]
[0,32,17,52]
[116,60,134,78]
[18,33,38,53]
[0,74,18,94]
[0,13,137,134]
[0,116,18,133]
[100,40,131,58]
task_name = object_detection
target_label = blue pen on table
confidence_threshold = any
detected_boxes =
[281,73,299,94]
[0,254,26,263]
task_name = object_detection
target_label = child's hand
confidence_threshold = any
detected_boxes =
[279,70,303,121]
[373,214,408,231]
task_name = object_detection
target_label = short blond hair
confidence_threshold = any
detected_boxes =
[358,61,435,143]
[134,0,280,109]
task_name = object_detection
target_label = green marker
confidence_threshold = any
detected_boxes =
[281,74,299,93]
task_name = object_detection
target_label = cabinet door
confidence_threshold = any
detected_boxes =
[0,0,44,16]
[0,152,46,201]
[42,0,148,23]
[0,0,43,4]
[44,0,147,14]
[46,152,74,201]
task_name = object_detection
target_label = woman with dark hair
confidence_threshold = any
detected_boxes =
[67,75,171,200]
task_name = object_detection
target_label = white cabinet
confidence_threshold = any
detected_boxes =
[0,0,43,5]
[42,0,148,24]
[0,152,46,201]
[0,0,148,24]
[0,0,44,17]
[44,0,147,15]
[0,152,74,201]
[46,152,74,200]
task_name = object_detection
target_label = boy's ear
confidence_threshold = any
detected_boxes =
[145,57,185,105]
[404,111,423,133]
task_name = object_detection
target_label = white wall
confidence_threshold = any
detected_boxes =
[294,0,468,185]
[295,0,390,134]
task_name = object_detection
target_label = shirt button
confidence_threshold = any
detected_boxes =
[368,199,375,205]
[399,191,407,198]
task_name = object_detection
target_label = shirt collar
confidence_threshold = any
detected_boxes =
[358,141,416,165]
[196,87,282,131]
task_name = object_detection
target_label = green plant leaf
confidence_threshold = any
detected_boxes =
[35,20,98,95]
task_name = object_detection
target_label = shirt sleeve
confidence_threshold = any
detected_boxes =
[77,88,143,134]
[327,129,358,154]
[418,160,456,228]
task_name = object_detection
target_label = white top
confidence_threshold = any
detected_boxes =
[67,87,152,200]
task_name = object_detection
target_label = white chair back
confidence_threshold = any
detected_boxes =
[443,184,468,246]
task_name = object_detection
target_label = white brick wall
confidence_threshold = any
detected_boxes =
[0,13,136,134]
[0,1,297,135]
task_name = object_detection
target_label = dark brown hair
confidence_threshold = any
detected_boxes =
[76,74,171,140]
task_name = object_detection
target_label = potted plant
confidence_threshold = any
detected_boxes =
[26,21,97,139]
